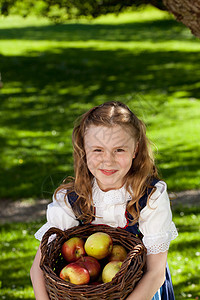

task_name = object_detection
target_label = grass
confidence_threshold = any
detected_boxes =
[168,206,200,300]
[0,6,200,199]
[0,221,40,299]
[0,206,199,300]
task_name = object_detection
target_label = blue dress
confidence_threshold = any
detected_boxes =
[124,178,175,300]
[68,179,175,300]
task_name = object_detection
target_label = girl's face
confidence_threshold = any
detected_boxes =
[84,125,137,191]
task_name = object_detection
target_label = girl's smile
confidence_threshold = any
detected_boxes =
[84,125,136,191]
[99,169,118,176]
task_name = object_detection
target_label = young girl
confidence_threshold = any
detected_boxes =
[30,101,178,300]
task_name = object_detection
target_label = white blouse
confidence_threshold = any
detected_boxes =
[35,180,178,255]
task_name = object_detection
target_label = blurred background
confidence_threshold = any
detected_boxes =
[0,1,199,299]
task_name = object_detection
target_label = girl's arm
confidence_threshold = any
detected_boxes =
[30,244,50,300]
[126,251,168,300]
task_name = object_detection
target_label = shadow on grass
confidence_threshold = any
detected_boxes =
[0,17,200,198]
[170,238,200,252]
[173,206,200,216]
[157,143,200,190]
[0,19,196,42]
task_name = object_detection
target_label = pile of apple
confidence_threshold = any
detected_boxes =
[59,232,128,285]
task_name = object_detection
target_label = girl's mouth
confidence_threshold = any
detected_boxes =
[100,169,118,176]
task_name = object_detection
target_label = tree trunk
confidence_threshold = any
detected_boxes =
[163,0,200,38]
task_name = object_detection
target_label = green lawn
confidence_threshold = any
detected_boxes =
[0,206,199,300]
[0,6,200,199]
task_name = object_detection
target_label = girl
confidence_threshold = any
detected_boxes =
[30,101,178,300]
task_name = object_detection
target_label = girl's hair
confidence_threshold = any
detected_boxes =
[55,101,159,224]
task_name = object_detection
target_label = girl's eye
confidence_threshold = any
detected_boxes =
[116,148,125,152]
[93,149,102,152]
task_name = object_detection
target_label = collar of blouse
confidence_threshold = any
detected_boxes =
[92,178,132,208]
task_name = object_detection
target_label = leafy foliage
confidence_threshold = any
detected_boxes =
[1,0,165,21]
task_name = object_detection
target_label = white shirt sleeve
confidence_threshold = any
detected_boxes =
[139,181,178,255]
[34,189,79,241]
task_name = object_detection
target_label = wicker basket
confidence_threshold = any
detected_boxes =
[40,224,147,300]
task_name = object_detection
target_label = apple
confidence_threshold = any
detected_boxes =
[84,232,113,260]
[61,237,86,262]
[59,263,90,285]
[108,244,127,262]
[102,261,123,283]
[76,256,101,282]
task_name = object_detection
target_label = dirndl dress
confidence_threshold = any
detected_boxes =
[68,178,175,300]
[124,178,175,300]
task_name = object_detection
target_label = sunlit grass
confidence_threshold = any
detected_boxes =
[0,222,41,299]
[168,207,200,300]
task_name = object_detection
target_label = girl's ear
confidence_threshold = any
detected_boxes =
[133,142,139,158]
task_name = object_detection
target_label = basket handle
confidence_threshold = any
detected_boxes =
[40,227,66,266]
[118,244,146,288]
[124,243,146,267]
[132,243,147,257]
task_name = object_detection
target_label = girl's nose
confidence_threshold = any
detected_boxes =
[102,151,115,164]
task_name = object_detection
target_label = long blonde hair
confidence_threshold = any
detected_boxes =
[55,101,159,224]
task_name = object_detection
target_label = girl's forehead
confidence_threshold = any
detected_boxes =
[84,125,135,147]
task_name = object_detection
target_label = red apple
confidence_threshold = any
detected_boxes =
[102,261,123,283]
[61,237,86,262]
[84,232,113,260]
[59,263,90,285]
[108,244,127,262]
[76,256,101,282]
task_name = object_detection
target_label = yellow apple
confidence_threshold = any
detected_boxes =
[102,261,122,283]
[108,244,127,262]
[84,232,113,260]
